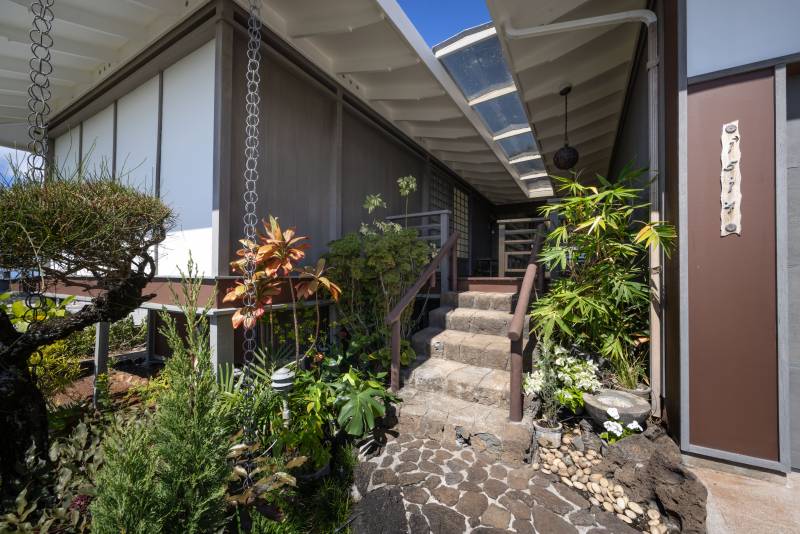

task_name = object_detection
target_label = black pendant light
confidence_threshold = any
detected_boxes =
[553,85,579,170]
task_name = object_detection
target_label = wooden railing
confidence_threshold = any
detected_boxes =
[508,224,545,422]
[498,217,547,276]
[385,231,460,392]
[386,209,452,293]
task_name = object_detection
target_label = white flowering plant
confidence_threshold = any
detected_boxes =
[524,345,601,414]
[599,407,643,444]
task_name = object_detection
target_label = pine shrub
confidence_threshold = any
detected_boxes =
[91,260,230,533]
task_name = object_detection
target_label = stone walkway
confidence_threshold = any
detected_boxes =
[352,431,654,534]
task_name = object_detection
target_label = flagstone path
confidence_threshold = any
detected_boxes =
[351,431,650,534]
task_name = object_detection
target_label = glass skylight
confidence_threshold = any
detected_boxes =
[434,25,552,198]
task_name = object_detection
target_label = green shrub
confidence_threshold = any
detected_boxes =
[29,340,82,406]
[91,260,230,533]
[531,168,675,389]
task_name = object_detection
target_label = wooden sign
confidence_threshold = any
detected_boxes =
[720,120,741,236]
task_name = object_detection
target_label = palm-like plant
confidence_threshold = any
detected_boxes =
[531,167,675,389]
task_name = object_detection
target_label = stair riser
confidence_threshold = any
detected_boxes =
[429,308,530,339]
[416,336,510,371]
[407,366,510,410]
[442,292,516,312]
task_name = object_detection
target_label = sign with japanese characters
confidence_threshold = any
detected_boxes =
[720,120,741,236]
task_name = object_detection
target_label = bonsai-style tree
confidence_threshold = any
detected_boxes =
[531,167,675,389]
[0,166,172,491]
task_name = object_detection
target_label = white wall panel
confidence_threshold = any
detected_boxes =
[688,0,800,77]
[54,128,80,176]
[116,76,159,193]
[158,39,215,277]
[81,104,115,175]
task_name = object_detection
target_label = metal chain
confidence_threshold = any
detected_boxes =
[26,0,55,180]
[240,0,263,486]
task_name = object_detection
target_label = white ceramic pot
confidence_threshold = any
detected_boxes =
[533,419,563,448]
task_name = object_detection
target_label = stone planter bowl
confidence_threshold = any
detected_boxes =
[583,389,651,427]
[617,383,652,400]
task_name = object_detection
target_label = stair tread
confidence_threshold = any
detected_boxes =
[404,357,511,408]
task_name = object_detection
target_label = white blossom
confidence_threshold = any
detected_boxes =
[603,421,624,437]
[627,421,643,432]
[606,407,620,420]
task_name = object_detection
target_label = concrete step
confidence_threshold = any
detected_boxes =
[428,306,529,338]
[442,291,517,312]
[395,387,534,464]
[411,327,510,370]
[403,357,511,409]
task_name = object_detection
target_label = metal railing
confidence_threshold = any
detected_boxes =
[508,224,545,422]
[386,209,452,293]
[497,217,547,277]
[385,231,459,392]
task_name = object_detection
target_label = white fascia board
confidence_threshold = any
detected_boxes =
[508,153,541,164]
[434,26,497,58]
[519,171,548,180]
[467,83,517,106]
[492,126,531,141]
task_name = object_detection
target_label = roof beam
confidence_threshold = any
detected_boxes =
[492,126,531,141]
[124,0,183,16]
[6,0,139,39]
[512,24,618,73]
[434,26,496,58]
[0,105,26,120]
[0,93,27,108]
[366,85,444,101]
[287,10,385,39]
[0,55,91,84]
[406,123,475,139]
[388,105,461,122]
[333,53,419,74]
[0,23,117,62]
[423,138,488,152]
[434,150,498,164]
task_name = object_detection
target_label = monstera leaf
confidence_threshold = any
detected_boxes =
[336,387,386,437]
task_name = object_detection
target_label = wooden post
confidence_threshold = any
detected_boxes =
[390,320,401,392]
[93,321,109,410]
[510,337,523,422]
[439,212,450,294]
[451,247,458,292]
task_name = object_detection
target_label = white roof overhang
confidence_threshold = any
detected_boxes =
[0,0,540,204]
[486,0,647,187]
[0,0,208,150]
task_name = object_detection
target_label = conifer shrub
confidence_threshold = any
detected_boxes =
[91,260,230,533]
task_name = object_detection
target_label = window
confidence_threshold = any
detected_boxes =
[453,187,469,259]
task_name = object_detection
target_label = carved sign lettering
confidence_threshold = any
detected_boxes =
[720,120,741,236]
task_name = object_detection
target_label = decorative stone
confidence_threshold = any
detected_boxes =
[647,509,660,520]
[422,503,467,534]
[530,487,573,515]
[628,501,644,515]
[399,449,421,463]
[398,472,428,486]
[456,491,488,518]
[397,462,417,473]
[489,464,507,479]
[507,468,531,490]
[372,469,399,487]
[569,509,596,527]
[617,513,633,524]
[446,458,468,472]
[381,456,394,468]
[404,486,430,505]
[583,389,651,426]
[351,486,408,534]
[408,513,429,534]
[444,472,463,485]
[512,519,535,534]
[532,505,579,534]
[466,466,489,483]
[458,481,482,493]
[432,486,460,506]
[418,460,444,475]
[481,505,511,529]
[498,495,530,520]
[483,478,508,499]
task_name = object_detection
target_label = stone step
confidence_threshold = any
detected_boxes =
[411,327,510,371]
[428,306,530,339]
[395,387,533,464]
[442,291,517,312]
[403,357,511,409]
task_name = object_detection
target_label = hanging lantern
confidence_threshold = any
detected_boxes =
[272,366,295,427]
[553,85,579,170]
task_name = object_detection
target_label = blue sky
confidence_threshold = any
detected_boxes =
[0,147,28,181]
[397,0,490,47]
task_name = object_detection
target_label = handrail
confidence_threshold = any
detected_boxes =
[386,230,460,391]
[386,209,452,220]
[508,225,545,421]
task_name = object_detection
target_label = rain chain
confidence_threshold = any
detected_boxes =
[26,0,55,180]
[240,0,263,487]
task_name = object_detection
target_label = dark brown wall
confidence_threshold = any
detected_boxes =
[686,69,778,461]
[661,0,682,436]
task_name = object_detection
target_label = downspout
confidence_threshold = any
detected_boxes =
[505,10,663,416]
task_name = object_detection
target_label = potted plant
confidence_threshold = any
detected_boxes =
[530,167,676,395]
[525,342,563,447]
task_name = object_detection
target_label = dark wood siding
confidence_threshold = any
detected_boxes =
[686,69,778,461]
[786,66,800,469]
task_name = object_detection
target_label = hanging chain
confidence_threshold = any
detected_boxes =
[26,0,55,180]
[240,0,263,486]
[563,90,569,146]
